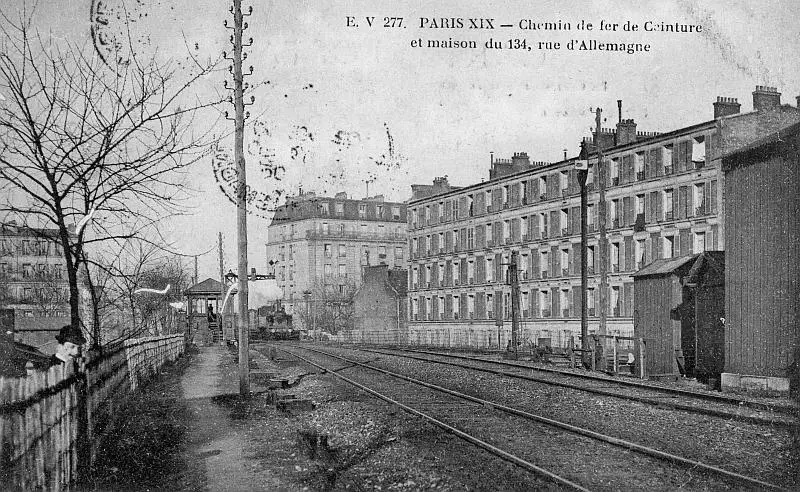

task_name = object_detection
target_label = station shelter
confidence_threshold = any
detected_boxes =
[185,278,236,345]
[633,252,725,384]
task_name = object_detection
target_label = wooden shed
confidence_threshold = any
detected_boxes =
[633,252,725,381]
[721,121,800,393]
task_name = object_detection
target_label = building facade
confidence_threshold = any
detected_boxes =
[0,222,71,350]
[406,86,800,350]
[266,192,407,330]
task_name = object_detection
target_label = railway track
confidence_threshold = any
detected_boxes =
[274,344,787,491]
[354,346,797,427]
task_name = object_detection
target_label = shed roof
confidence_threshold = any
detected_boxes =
[632,254,699,279]
[185,278,228,295]
[685,251,725,286]
[722,120,800,161]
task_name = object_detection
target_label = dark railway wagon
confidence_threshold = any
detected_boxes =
[721,121,800,393]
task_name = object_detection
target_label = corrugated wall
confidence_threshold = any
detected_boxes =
[724,152,798,377]
[634,275,681,376]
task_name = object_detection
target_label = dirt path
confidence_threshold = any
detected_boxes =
[91,346,301,492]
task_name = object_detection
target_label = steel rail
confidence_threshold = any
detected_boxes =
[354,347,795,427]
[387,346,797,416]
[290,344,787,491]
[275,346,590,492]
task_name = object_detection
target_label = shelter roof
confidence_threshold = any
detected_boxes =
[185,278,230,295]
[632,254,699,279]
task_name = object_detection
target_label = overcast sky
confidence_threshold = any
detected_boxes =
[19,0,800,280]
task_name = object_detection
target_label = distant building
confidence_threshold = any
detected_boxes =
[0,222,72,350]
[406,86,800,350]
[720,119,800,394]
[265,191,407,329]
[352,265,408,343]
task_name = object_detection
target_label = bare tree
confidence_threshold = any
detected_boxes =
[0,7,222,335]
[297,279,358,335]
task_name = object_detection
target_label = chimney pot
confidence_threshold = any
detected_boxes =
[753,85,781,111]
[714,95,741,118]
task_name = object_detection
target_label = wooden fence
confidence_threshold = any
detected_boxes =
[0,333,186,491]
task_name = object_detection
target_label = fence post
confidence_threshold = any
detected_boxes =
[590,347,595,371]
[638,337,646,379]
[612,336,618,374]
[75,358,90,486]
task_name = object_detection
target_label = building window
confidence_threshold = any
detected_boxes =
[411,298,419,320]
[540,290,551,317]
[561,248,570,276]
[664,189,674,220]
[486,257,494,283]
[560,289,571,318]
[395,246,403,259]
[392,206,401,220]
[521,216,528,239]
[635,194,645,216]
[467,195,474,217]
[438,296,445,319]
[503,292,511,319]
[424,205,431,224]
[486,224,493,245]
[664,235,676,259]
[324,264,332,277]
[611,242,621,272]
[425,265,432,287]
[520,254,529,279]
[324,244,332,258]
[692,136,706,165]
[452,295,460,319]
[521,291,529,317]
[426,235,432,255]
[338,264,347,276]
[412,267,419,289]
[559,171,568,194]
[338,244,347,257]
[362,245,370,265]
[453,260,461,285]
[320,202,330,215]
[694,183,706,215]
[467,228,474,249]
[411,208,418,228]
[438,232,445,253]
[376,204,384,217]
[635,239,646,270]
[467,259,474,283]
[560,209,569,235]
[453,200,460,219]
[359,204,368,218]
[485,190,492,212]
[425,297,432,320]
[540,251,549,278]
[694,232,706,253]
[22,263,32,278]
[634,152,645,180]
[539,213,548,237]
[587,204,595,230]
[438,263,445,285]
[487,293,494,319]
[336,202,344,215]
[378,246,386,262]
[503,221,510,243]
[467,294,475,319]
[611,286,621,316]
[610,158,620,184]
[502,185,510,207]
[587,287,596,316]
[538,176,547,199]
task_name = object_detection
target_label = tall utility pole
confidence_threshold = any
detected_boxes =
[509,251,520,359]
[225,0,254,395]
[577,143,589,365]
[218,232,225,337]
[596,108,609,339]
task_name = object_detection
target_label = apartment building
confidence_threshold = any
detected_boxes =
[265,191,407,326]
[0,222,71,350]
[406,86,800,348]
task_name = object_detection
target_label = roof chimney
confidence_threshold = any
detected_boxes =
[616,119,637,146]
[713,96,740,118]
[511,151,530,171]
[752,85,781,112]
[617,100,622,124]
